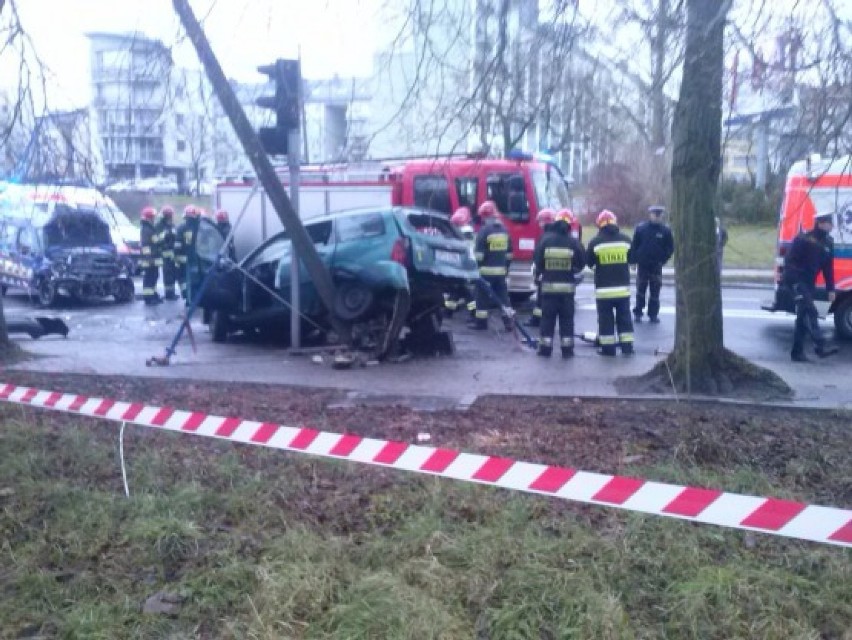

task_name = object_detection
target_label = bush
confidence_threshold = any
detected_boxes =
[717,178,783,224]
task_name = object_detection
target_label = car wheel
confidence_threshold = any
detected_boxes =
[833,295,852,340]
[210,310,230,343]
[333,282,375,321]
[113,279,134,303]
[38,280,57,307]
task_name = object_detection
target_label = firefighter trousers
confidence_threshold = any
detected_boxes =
[162,258,177,298]
[142,265,159,304]
[634,264,663,319]
[474,276,509,329]
[792,284,825,355]
[596,296,634,354]
[539,293,575,353]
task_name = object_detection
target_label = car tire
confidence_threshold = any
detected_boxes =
[833,295,852,340]
[333,282,375,321]
[113,279,134,304]
[38,280,57,308]
[210,310,230,343]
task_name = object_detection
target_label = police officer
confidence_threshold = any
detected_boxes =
[784,211,838,362]
[629,205,674,323]
[472,200,513,331]
[534,210,585,358]
[157,205,178,300]
[174,204,201,303]
[139,206,161,305]
[527,207,556,328]
[587,209,634,356]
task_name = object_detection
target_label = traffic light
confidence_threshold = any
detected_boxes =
[256,59,301,155]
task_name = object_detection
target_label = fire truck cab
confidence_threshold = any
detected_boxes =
[215,152,572,298]
[764,155,852,339]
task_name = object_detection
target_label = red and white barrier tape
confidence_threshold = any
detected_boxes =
[1,381,850,547]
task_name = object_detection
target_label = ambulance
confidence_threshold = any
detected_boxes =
[764,155,852,339]
[214,152,573,298]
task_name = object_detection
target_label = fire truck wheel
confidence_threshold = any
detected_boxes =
[833,296,852,340]
[333,283,374,321]
[38,280,58,308]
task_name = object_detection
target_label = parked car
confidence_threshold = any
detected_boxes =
[0,189,134,306]
[135,176,179,195]
[195,207,479,356]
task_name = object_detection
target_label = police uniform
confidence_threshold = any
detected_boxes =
[533,219,585,357]
[629,208,674,322]
[473,217,513,330]
[587,222,634,355]
[783,211,837,361]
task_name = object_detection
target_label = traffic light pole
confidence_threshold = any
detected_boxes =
[172,0,351,345]
[289,128,301,349]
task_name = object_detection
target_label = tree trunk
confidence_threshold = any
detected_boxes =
[0,295,11,353]
[651,0,669,150]
[668,0,728,393]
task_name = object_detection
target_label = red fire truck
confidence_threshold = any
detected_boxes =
[764,154,852,339]
[214,152,572,298]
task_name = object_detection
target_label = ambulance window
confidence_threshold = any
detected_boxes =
[17,226,38,255]
[455,178,478,210]
[413,175,452,214]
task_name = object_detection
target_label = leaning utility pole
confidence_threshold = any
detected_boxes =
[171,0,350,344]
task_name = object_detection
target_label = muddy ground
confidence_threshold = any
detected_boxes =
[3,371,850,510]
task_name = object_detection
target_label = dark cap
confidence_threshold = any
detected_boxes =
[814,211,834,224]
[648,205,666,215]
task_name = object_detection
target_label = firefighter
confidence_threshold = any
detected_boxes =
[534,209,585,358]
[157,205,178,300]
[587,209,634,356]
[139,206,161,306]
[445,207,475,317]
[174,204,201,303]
[784,210,838,362]
[630,205,674,323]
[471,200,513,331]
[559,207,583,243]
[215,209,236,260]
[527,207,556,328]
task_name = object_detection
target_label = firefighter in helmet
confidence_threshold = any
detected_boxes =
[586,209,634,356]
[534,209,585,357]
[472,200,513,331]
[215,209,236,260]
[527,207,556,328]
[445,206,476,318]
[156,205,178,300]
[559,208,583,243]
[139,206,161,305]
[174,204,201,303]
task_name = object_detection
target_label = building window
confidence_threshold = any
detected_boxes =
[177,140,186,152]
[175,114,184,127]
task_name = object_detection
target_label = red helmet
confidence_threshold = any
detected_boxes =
[478,200,498,219]
[536,208,555,227]
[596,209,617,228]
[450,206,472,227]
[160,205,174,218]
[183,205,199,218]
[555,208,575,224]
[215,209,229,223]
[140,206,156,222]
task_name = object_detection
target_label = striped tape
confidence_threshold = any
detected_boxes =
[1,381,849,547]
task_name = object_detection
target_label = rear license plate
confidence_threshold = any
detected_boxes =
[435,249,461,265]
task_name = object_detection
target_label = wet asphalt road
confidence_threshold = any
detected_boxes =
[2,279,850,410]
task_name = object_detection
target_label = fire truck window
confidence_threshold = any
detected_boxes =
[414,175,452,214]
[487,173,529,222]
[455,178,478,210]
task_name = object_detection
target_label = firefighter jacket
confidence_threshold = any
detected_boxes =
[586,225,632,299]
[474,218,512,277]
[139,220,159,269]
[174,218,200,268]
[783,228,835,292]
[217,221,237,260]
[156,218,176,261]
[533,221,585,294]
[629,220,674,267]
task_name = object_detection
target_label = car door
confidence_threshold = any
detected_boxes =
[274,220,333,316]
